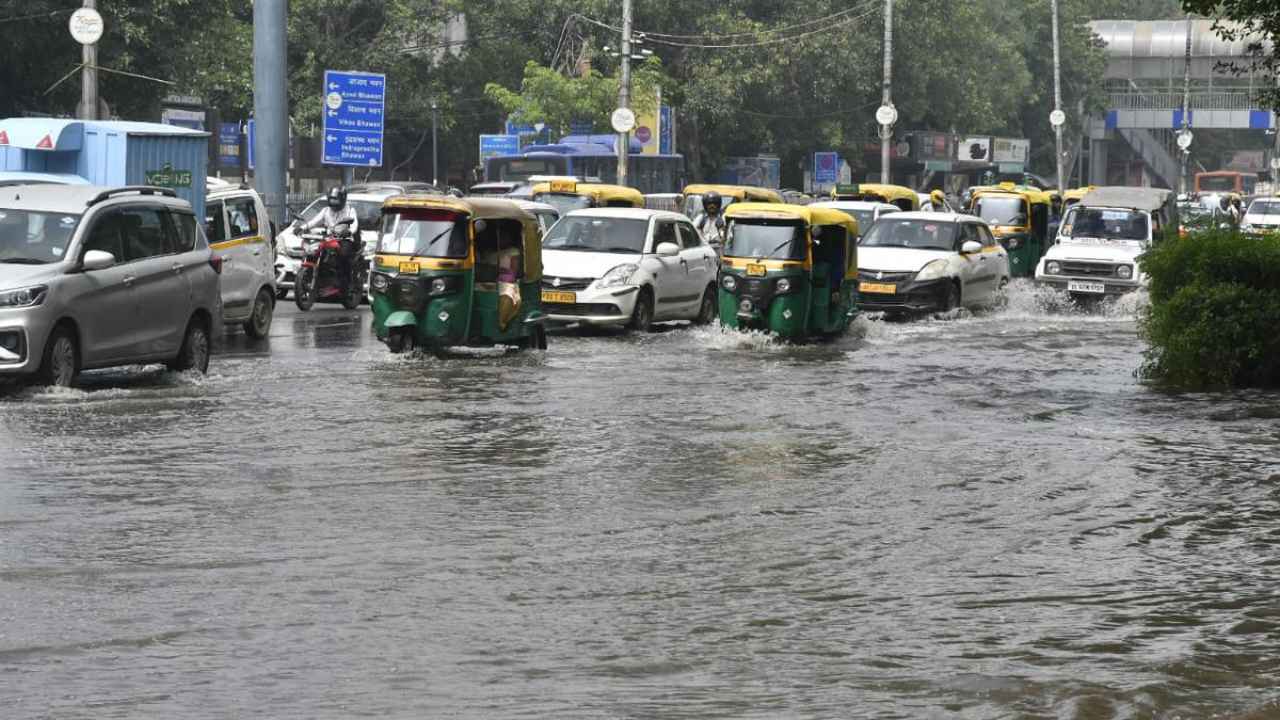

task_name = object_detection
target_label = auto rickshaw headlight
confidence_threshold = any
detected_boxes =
[431,277,448,294]
[1046,261,1062,275]
[427,276,459,296]
[371,273,390,293]
[722,274,739,292]
[775,278,792,293]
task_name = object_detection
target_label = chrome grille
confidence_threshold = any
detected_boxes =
[1060,261,1117,278]
[541,276,595,291]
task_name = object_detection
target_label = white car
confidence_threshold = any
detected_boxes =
[857,212,1010,313]
[508,199,559,236]
[809,200,899,236]
[1242,196,1280,236]
[205,185,275,337]
[540,208,719,331]
[274,187,400,298]
[1035,187,1173,298]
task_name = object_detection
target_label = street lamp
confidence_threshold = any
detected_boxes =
[431,100,439,187]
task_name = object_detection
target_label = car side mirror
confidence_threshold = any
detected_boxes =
[655,242,680,257]
[961,240,983,255]
[82,249,117,271]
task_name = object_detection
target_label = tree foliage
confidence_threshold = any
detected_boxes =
[1182,0,1280,113]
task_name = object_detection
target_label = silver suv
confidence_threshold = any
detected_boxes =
[0,184,223,386]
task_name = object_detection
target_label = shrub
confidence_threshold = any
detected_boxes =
[1140,230,1280,389]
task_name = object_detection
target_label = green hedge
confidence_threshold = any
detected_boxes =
[1140,230,1280,389]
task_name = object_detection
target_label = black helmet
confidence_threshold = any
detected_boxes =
[327,186,347,209]
[703,190,723,214]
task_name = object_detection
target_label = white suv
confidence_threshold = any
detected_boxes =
[540,208,719,331]
[205,185,275,337]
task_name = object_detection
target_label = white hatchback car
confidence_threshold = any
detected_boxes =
[857,212,1010,313]
[540,208,719,331]
[205,185,275,337]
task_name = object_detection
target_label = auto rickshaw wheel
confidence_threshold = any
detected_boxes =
[628,289,654,333]
[534,325,548,350]
[387,329,416,354]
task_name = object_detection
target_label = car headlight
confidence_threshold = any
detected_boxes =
[722,274,738,292]
[1116,265,1133,280]
[0,285,47,308]
[915,259,950,281]
[1241,223,1254,232]
[597,263,639,289]
[370,273,390,292]
[775,277,792,293]
[1046,261,1062,275]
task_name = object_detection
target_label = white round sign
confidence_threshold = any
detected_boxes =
[611,107,636,134]
[1176,130,1194,150]
[1049,109,1066,128]
[1270,157,1280,170]
[875,105,898,127]
[69,8,104,46]
[325,92,343,111]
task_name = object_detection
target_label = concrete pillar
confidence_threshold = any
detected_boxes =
[1089,139,1110,186]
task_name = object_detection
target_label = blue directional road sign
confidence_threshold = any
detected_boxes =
[322,70,386,167]
[479,134,521,161]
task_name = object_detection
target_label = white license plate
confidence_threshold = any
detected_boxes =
[1068,280,1106,294]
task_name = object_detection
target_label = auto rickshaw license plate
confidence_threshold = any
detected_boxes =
[542,291,576,304]
[745,263,767,277]
[398,261,420,274]
[859,282,897,294]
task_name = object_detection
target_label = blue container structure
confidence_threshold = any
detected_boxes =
[0,118,209,220]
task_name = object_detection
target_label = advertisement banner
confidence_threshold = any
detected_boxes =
[634,88,662,155]
[217,123,241,167]
[956,137,992,163]
[718,156,781,189]
[992,138,1030,164]
[659,106,675,155]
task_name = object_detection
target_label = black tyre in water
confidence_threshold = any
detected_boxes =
[294,267,316,311]
[168,319,211,374]
[243,288,275,339]
[628,289,654,333]
[37,326,78,387]
[694,285,717,325]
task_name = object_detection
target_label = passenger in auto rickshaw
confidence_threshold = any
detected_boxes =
[477,220,525,330]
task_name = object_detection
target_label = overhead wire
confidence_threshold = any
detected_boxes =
[572,1,881,49]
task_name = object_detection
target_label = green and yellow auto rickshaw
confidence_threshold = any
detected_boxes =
[718,204,859,340]
[370,196,548,354]
[530,180,643,216]
[969,183,1053,278]
[830,183,920,211]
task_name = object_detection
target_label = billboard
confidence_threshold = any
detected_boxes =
[717,156,781,189]
[992,138,1030,164]
[956,137,992,163]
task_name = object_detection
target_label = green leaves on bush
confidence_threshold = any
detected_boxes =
[1140,230,1280,389]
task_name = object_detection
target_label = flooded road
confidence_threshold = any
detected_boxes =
[1,282,1278,719]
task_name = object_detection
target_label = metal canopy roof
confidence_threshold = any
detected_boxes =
[1090,20,1269,60]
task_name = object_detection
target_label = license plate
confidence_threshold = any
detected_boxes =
[859,282,897,294]
[745,263,767,277]
[1068,280,1106,294]
[542,291,576,304]
[398,261,420,274]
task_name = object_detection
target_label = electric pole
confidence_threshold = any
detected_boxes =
[616,0,633,186]
[253,0,289,230]
[431,101,439,187]
[880,0,893,184]
[1051,0,1065,191]
[79,0,98,120]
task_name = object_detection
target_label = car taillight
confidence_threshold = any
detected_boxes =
[208,254,223,274]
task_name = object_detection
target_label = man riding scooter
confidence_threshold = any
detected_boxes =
[299,186,360,295]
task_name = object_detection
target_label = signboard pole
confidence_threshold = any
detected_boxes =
[77,0,99,120]
[880,0,893,184]
[1051,0,1066,191]
[616,0,633,186]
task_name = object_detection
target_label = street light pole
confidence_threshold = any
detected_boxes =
[616,0,633,186]
[880,0,893,184]
[431,101,439,187]
[252,0,289,230]
[1180,14,1193,195]
[1050,0,1066,191]
[79,0,98,120]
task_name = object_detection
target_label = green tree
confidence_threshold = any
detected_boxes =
[1182,0,1280,112]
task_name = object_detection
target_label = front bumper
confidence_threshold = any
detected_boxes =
[1035,276,1141,296]
[275,255,302,290]
[0,307,55,376]
[857,277,950,312]
[543,284,638,326]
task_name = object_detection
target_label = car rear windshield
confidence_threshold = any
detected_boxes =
[378,209,468,258]
[0,208,81,264]
[860,218,958,251]
[724,220,806,260]
[544,216,648,254]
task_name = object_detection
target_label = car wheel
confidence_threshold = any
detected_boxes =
[37,326,78,388]
[941,281,961,312]
[243,288,274,339]
[168,318,211,374]
[294,267,316,311]
[628,288,654,332]
[694,284,717,325]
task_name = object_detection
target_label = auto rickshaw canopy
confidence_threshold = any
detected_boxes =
[682,184,784,204]
[381,195,543,281]
[1063,186,1097,206]
[830,183,919,211]
[530,180,644,208]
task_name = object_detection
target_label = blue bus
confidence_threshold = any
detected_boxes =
[483,135,685,194]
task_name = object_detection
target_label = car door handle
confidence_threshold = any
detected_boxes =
[122,276,135,287]
[172,262,184,274]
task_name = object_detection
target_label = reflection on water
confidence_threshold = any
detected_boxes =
[1,284,1278,718]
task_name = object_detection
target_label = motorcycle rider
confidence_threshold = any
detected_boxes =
[300,186,360,295]
[694,190,728,251]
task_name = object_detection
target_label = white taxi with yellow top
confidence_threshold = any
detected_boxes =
[856,212,1010,313]
[205,184,275,338]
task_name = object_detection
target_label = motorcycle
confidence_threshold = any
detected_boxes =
[293,219,367,311]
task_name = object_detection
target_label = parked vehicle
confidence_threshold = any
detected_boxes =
[682,184,784,219]
[969,183,1054,278]
[0,185,221,386]
[718,204,860,339]
[540,208,717,331]
[857,212,1010,314]
[830,183,920,211]
[370,196,548,353]
[205,184,275,337]
[530,180,644,216]
[293,221,365,311]
[1035,186,1177,299]
[809,200,900,236]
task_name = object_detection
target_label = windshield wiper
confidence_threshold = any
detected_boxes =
[548,243,595,251]
[0,258,48,265]
[419,226,455,254]
[757,237,797,260]
[603,246,641,254]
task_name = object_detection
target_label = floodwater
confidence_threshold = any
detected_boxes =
[1,282,1277,719]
